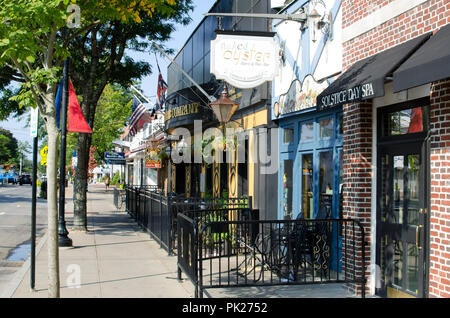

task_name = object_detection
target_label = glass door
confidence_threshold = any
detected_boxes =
[378,142,426,298]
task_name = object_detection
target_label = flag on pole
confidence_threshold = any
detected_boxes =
[54,78,92,133]
[129,96,147,136]
[156,65,167,111]
[55,80,63,129]
[68,80,93,133]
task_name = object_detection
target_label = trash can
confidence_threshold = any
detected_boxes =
[40,180,47,199]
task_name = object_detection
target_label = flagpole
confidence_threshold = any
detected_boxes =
[58,55,72,247]
[130,85,153,105]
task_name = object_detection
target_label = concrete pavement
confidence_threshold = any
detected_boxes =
[8,184,361,298]
[11,184,195,298]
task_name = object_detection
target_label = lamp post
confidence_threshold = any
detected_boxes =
[209,83,239,200]
[58,55,72,247]
[209,84,239,125]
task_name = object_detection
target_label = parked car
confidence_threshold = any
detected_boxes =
[19,174,32,185]
[7,172,19,184]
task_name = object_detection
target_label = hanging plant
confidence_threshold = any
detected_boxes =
[156,148,169,161]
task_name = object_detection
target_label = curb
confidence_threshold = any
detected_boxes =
[1,231,49,298]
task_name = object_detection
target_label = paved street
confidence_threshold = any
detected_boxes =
[0,184,48,296]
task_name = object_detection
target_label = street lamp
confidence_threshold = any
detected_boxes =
[209,84,239,124]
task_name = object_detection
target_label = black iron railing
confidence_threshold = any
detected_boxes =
[177,212,367,298]
[125,186,251,255]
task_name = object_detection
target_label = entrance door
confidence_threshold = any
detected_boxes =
[378,141,427,298]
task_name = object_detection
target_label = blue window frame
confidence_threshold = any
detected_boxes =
[277,108,343,221]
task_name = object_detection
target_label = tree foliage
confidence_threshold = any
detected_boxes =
[0,0,192,298]
[0,128,19,164]
[66,83,132,163]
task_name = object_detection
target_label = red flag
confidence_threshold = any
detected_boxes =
[68,80,93,133]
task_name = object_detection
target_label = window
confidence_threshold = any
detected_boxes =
[319,118,334,138]
[301,154,313,219]
[283,160,293,220]
[383,106,424,136]
[283,128,294,144]
[300,122,314,143]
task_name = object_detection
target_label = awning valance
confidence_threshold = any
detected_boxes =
[393,24,450,92]
[317,33,431,111]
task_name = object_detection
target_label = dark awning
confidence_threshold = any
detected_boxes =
[317,33,431,111]
[393,24,450,93]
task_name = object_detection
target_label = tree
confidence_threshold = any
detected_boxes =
[17,140,31,174]
[0,0,190,298]
[68,1,193,232]
[0,128,19,164]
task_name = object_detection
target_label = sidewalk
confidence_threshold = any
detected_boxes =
[10,184,363,298]
[12,184,195,298]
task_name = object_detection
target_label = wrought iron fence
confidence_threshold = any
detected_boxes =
[125,186,252,255]
[177,212,367,298]
[126,186,171,251]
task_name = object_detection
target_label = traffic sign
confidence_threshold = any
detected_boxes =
[40,146,48,166]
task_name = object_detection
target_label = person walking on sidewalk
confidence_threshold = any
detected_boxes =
[104,173,111,192]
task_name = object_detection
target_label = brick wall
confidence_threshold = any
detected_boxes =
[343,0,450,70]
[341,0,450,299]
[342,0,398,29]
[429,79,450,298]
[342,100,373,295]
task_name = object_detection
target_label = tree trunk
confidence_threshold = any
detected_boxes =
[46,116,60,298]
[73,132,90,231]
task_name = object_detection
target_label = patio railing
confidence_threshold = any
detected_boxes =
[177,210,367,298]
[125,186,251,255]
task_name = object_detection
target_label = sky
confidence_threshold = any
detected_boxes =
[0,0,217,159]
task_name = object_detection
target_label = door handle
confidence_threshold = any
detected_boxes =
[416,225,423,250]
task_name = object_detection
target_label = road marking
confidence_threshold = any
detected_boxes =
[0,225,15,228]
[0,212,5,216]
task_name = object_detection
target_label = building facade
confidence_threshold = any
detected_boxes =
[315,0,450,298]
[165,0,278,220]
[270,0,450,298]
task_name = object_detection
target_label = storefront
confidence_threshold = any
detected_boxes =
[165,0,278,219]
[317,14,450,297]
[272,0,343,222]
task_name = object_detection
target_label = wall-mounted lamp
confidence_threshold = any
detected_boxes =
[309,0,332,42]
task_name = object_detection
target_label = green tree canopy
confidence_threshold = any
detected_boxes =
[0,128,19,164]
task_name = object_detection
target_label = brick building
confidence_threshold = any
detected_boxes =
[317,0,450,298]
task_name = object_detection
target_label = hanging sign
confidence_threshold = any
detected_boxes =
[211,32,279,89]
[145,144,162,169]
[105,152,126,165]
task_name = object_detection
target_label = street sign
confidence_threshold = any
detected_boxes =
[105,152,125,165]
[40,146,48,166]
[30,107,39,138]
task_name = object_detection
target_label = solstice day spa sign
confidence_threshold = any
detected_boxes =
[211,33,279,89]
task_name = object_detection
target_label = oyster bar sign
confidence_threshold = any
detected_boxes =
[318,82,375,110]
[211,33,279,89]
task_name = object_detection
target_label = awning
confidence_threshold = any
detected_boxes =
[393,24,450,92]
[317,33,431,111]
